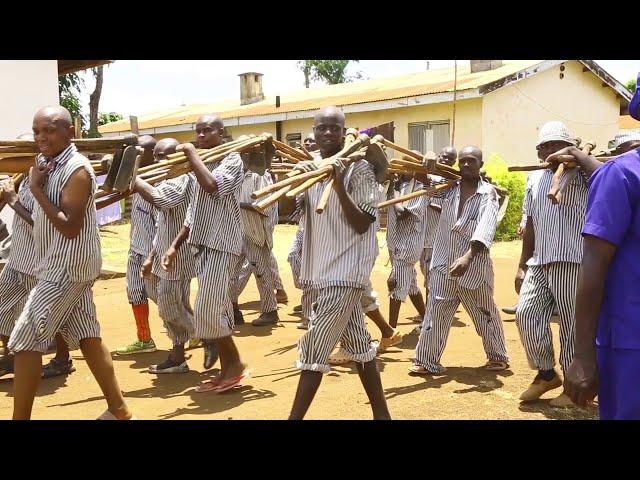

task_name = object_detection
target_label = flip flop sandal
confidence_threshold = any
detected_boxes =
[485,361,509,371]
[97,410,137,420]
[194,376,224,393]
[42,359,76,378]
[408,364,446,375]
[215,369,252,394]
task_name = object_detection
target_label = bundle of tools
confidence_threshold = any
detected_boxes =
[507,141,598,204]
[250,129,390,214]
[96,133,289,210]
[0,135,139,176]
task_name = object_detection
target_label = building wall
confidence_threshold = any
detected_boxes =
[481,60,620,165]
[0,60,59,138]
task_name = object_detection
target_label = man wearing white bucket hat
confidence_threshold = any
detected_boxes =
[612,131,640,156]
[515,121,588,407]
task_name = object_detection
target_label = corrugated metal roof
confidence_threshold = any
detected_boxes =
[99,60,546,133]
[620,114,640,130]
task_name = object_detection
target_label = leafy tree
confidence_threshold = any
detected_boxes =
[297,60,364,87]
[626,78,636,92]
[99,112,124,126]
[58,72,85,126]
[87,66,104,138]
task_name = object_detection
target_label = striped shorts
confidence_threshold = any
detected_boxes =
[193,247,241,340]
[296,286,376,373]
[8,275,100,353]
[414,270,508,373]
[233,242,278,313]
[126,250,148,304]
[516,262,580,373]
[419,247,433,287]
[389,259,421,301]
[0,267,37,337]
[145,275,194,346]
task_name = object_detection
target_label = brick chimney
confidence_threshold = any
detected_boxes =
[470,60,503,73]
[239,72,264,105]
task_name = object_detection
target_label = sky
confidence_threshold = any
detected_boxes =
[75,60,640,118]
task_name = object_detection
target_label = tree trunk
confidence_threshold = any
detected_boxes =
[88,66,104,138]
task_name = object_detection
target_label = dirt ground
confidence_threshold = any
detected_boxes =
[0,224,597,420]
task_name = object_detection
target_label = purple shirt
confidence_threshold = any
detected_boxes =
[582,148,640,349]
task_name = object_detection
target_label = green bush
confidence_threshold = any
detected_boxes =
[482,154,526,242]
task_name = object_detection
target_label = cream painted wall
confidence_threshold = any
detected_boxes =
[0,60,60,138]
[481,61,620,165]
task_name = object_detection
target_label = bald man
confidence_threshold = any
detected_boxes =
[411,146,509,375]
[116,134,159,356]
[163,115,249,393]
[289,106,390,420]
[8,106,132,419]
[127,138,200,373]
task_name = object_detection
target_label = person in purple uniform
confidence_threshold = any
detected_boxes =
[562,139,640,419]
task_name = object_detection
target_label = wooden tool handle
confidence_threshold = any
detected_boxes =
[547,162,566,200]
[315,178,335,213]
[96,191,128,210]
[254,184,292,213]
[286,173,328,198]
[252,165,332,199]
[378,181,457,208]
[373,135,422,162]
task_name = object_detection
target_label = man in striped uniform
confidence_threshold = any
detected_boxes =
[232,167,280,327]
[117,135,160,356]
[131,138,198,374]
[411,146,509,375]
[289,106,390,420]
[515,121,590,406]
[9,106,132,420]
[386,176,427,330]
[163,115,249,393]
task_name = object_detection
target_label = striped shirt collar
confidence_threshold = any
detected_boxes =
[454,178,494,196]
[38,143,77,169]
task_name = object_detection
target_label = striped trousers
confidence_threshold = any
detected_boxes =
[287,227,304,289]
[126,250,148,304]
[389,259,421,301]
[0,267,37,337]
[233,241,278,313]
[301,286,315,321]
[193,247,241,340]
[269,251,284,291]
[8,275,100,353]
[296,286,376,373]
[415,270,508,373]
[419,247,433,287]
[515,262,580,373]
[145,275,194,346]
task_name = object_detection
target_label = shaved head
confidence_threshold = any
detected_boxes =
[313,106,345,126]
[458,145,483,181]
[197,114,224,130]
[154,138,179,161]
[459,145,482,162]
[34,105,73,129]
[138,135,157,151]
[438,146,458,166]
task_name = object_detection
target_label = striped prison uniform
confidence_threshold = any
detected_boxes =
[519,171,542,232]
[515,168,587,373]
[0,177,37,337]
[9,144,102,353]
[266,188,284,291]
[126,194,157,304]
[143,174,196,346]
[420,175,448,285]
[184,152,244,340]
[414,179,508,373]
[232,171,278,313]
[386,179,426,301]
[297,157,379,373]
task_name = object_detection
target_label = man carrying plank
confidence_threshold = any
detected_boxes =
[116,135,161,356]
[9,106,132,419]
[411,146,509,375]
[162,115,249,393]
[131,138,200,374]
[288,106,390,420]
[232,164,280,327]
[514,121,595,406]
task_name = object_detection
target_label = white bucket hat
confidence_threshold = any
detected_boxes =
[536,121,577,148]
[614,131,640,149]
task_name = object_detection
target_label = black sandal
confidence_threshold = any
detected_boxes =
[42,358,76,378]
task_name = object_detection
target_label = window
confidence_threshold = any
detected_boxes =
[408,121,450,154]
[286,133,301,148]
